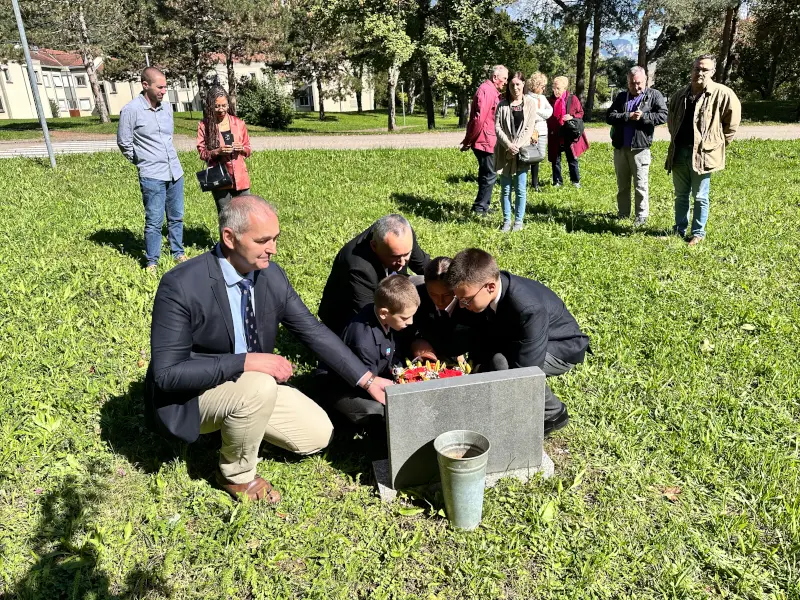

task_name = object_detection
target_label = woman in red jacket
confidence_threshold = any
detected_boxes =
[547,76,590,189]
[197,86,252,213]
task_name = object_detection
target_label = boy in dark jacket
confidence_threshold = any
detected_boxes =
[446,248,589,435]
[325,275,420,426]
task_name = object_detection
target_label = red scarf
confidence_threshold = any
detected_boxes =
[553,90,569,125]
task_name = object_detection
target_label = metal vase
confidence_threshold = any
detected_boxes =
[434,430,491,530]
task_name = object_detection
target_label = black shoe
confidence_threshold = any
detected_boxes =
[487,207,497,214]
[544,406,569,437]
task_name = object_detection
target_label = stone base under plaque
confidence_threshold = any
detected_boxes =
[372,451,554,502]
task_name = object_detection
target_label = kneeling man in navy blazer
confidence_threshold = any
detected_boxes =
[446,248,589,436]
[146,195,392,502]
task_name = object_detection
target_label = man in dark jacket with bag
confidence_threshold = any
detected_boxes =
[606,66,668,227]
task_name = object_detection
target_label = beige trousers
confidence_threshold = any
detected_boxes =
[198,371,333,484]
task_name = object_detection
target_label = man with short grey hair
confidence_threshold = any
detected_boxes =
[665,54,740,245]
[318,214,431,336]
[461,65,509,216]
[118,67,185,273]
[606,65,668,227]
[146,195,393,502]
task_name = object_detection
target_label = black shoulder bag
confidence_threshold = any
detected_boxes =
[562,94,585,142]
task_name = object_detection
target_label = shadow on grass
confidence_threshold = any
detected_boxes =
[445,173,478,184]
[391,192,472,223]
[8,465,173,599]
[88,226,216,266]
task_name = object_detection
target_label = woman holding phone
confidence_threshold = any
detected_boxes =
[196,86,252,213]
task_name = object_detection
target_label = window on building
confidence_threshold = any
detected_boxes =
[79,98,91,110]
[109,81,117,94]
[183,102,193,111]
[43,73,51,87]
[76,75,87,87]
[53,74,63,87]
[179,76,187,88]
[250,72,257,80]
[2,69,11,83]
[0,97,5,113]
[35,71,41,84]
[58,99,67,110]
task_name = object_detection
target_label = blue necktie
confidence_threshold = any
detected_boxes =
[237,279,262,353]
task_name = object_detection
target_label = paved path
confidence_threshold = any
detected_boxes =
[1,125,798,158]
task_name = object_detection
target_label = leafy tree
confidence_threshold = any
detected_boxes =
[18,0,125,122]
[236,70,294,128]
[734,0,800,102]
[285,0,349,121]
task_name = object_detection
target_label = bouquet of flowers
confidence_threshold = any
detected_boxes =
[392,357,472,384]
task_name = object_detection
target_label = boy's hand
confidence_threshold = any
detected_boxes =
[410,339,438,362]
[367,377,393,405]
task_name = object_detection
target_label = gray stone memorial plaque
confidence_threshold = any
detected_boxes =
[383,366,548,491]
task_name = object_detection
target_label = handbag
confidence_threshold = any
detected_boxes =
[196,160,232,192]
[562,94,585,142]
[518,142,545,164]
[511,104,545,164]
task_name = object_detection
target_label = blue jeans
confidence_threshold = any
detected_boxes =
[671,146,711,238]
[500,170,527,223]
[139,176,185,266]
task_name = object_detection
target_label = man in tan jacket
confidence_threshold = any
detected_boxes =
[665,54,741,245]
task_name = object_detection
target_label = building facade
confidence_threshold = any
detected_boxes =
[0,49,374,120]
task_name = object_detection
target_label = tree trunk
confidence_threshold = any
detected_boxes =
[638,9,651,72]
[585,0,602,120]
[420,57,436,129]
[441,91,448,117]
[192,39,205,104]
[457,89,468,127]
[407,79,416,114]
[225,46,237,112]
[354,64,363,113]
[316,77,325,120]
[77,2,109,123]
[388,63,399,131]
[575,17,589,100]
[716,5,735,82]
[722,4,740,84]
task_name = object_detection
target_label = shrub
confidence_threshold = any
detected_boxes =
[236,70,295,129]
[48,97,60,118]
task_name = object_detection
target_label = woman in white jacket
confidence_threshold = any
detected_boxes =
[525,72,553,191]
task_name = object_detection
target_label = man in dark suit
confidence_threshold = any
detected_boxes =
[403,256,484,362]
[317,214,430,337]
[446,248,589,435]
[146,195,392,502]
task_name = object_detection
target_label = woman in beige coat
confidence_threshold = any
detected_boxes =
[495,71,537,232]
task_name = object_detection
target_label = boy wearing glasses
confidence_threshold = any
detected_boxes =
[446,248,589,435]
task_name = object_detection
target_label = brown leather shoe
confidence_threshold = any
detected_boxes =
[687,236,704,246]
[215,470,281,503]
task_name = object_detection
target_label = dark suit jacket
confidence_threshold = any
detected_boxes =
[486,272,589,368]
[341,304,396,379]
[407,283,483,359]
[317,224,430,336]
[145,251,367,443]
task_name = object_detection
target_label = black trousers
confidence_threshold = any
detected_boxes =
[312,373,385,427]
[471,148,497,213]
[551,145,580,185]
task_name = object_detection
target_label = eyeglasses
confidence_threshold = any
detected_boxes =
[458,283,489,308]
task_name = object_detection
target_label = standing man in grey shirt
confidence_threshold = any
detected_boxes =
[117,67,186,273]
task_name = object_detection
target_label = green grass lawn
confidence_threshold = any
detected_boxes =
[0,110,462,141]
[2,141,800,599]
